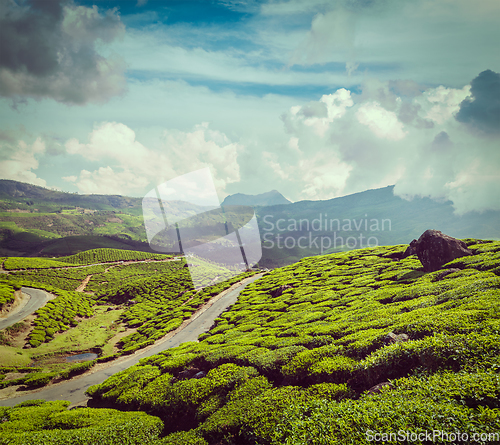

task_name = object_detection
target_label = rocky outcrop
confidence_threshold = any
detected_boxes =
[383,332,410,345]
[177,367,202,380]
[387,241,417,260]
[270,284,292,298]
[366,382,393,395]
[410,230,472,272]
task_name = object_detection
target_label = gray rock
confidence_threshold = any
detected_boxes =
[412,230,472,272]
[366,382,393,395]
[178,367,200,379]
[384,332,410,345]
[270,284,292,298]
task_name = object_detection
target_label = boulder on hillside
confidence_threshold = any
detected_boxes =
[387,241,417,260]
[366,382,393,395]
[383,332,409,345]
[270,284,292,298]
[411,230,472,272]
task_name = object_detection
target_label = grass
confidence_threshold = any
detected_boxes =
[33,307,124,358]
[0,346,31,367]
[0,307,124,374]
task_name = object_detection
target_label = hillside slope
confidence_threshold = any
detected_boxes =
[83,239,500,444]
[1,180,499,266]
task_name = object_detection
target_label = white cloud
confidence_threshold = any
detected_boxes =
[297,153,352,200]
[281,0,500,87]
[289,8,356,67]
[417,85,471,125]
[74,167,149,195]
[66,122,150,165]
[278,80,500,213]
[0,136,47,187]
[263,152,288,180]
[445,162,500,214]
[285,88,354,136]
[159,122,242,192]
[65,121,242,196]
[355,102,407,141]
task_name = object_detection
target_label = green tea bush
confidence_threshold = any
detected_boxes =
[273,372,500,445]
[28,290,94,347]
[60,248,172,265]
[0,401,164,445]
[0,281,16,308]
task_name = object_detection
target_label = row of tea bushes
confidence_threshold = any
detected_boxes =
[86,260,186,294]
[117,271,257,354]
[0,281,18,308]
[7,265,107,292]
[28,291,94,347]
[0,399,164,445]
[3,257,77,270]
[59,248,173,265]
[273,371,500,445]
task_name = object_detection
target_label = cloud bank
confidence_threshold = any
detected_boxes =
[0,0,126,104]
[64,122,241,197]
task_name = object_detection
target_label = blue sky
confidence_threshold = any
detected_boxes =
[0,0,499,214]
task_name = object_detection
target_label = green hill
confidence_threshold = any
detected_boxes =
[1,180,499,270]
[221,190,291,207]
[0,241,499,443]
[79,239,500,444]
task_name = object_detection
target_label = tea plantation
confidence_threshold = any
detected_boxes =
[82,239,500,444]
[0,248,255,390]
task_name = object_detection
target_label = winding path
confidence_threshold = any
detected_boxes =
[0,287,52,331]
[0,274,262,407]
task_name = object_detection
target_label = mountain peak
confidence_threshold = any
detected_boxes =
[221,190,291,207]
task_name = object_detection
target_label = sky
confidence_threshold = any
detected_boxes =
[0,0,499,214]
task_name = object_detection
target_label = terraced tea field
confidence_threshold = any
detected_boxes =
[0,240,499,444]
[0,248,256,392]
[85,239,500,444]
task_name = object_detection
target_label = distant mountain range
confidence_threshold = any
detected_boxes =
[0,180,498,266]
[221,190,291,207]
[254,185,500,266]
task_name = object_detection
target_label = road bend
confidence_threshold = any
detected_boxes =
[0,274,262,407]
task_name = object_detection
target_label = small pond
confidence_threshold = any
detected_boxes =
[65,352,98,363]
